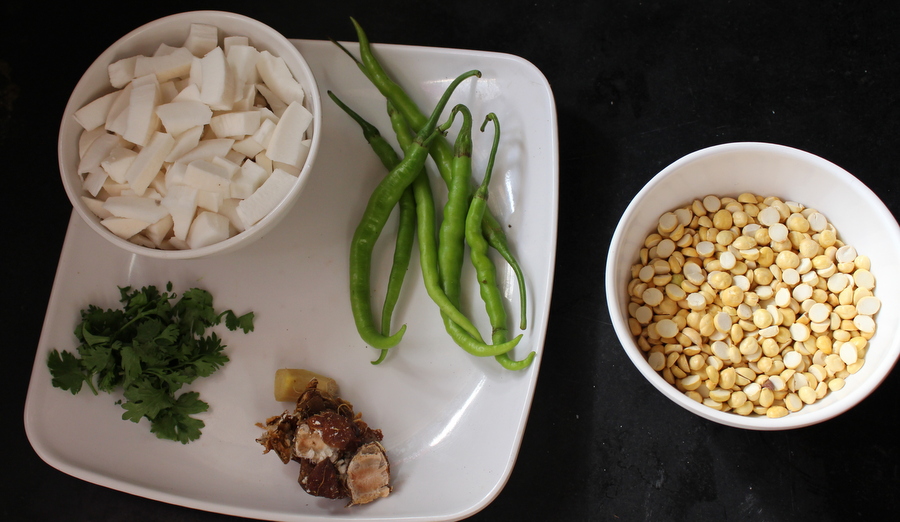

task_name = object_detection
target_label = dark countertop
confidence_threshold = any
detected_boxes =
[4,1,898,520]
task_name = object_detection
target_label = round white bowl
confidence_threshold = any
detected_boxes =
[58,11,321,259]
[606,142,900,430]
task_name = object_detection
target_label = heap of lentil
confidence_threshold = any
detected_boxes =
[627,193,880,418]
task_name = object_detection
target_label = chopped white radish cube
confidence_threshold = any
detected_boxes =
[184,24,219,57]
[232,135,264,158]
[164,161,188,189]
[230,158,270,199]
[210,111,260,138]
[101,217,150,239]
[134,46,194,82]
[266,101,313,168]
[227,44,261,87]
[100,145,138,183]
[199,46,234,111]
[255,83,288,117]
[83,168,108,197]
[156,100,212,136]
[256,51,304,106]
[172,82,202,102]
[224,35,249,53]
[74,91,121,131]
[183,158,232,194]
[165,125,204,163]
[176,138,235,164]
[251,117,277,148]
[102,195,170,223]
[78,126,108,158]
[186,211,230,249]
[82,196,113,219]
[124,131,175,195]
[237,168,295,228]
[143,214,174,247]
[160,184,198,240]
[218,198,246,232]
[197,189,224,212]
[108,56,138,89]
[123,79,161,147]
[78,132,125,175]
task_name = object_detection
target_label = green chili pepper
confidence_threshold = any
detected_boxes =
[328,91,415,365]
[468,114,534,370]
[333,18,527,331]
[349,69,480,350]
[389,102,521,357]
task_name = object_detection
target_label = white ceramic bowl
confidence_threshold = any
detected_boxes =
[606,142,900,430]
[58,11,321,259]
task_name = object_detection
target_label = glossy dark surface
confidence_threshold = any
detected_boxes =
[4,1,898,520]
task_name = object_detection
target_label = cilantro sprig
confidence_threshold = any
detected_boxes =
[47,282,254,444]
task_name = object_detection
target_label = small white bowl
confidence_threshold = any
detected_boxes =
[58,11,321,259]
[606,142,900,430]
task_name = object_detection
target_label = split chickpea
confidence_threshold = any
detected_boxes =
[627,193,880,418]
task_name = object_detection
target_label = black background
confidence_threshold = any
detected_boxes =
[3,1,899,520]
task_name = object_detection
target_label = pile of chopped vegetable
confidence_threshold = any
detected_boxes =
[47,282,254,443]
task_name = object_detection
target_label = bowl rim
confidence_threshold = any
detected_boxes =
[57,10,322,260]
[605,141,900,430]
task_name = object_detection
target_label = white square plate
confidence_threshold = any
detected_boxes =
[25,39,558,521]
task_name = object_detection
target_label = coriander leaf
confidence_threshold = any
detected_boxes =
[47,350,92,395]
[223,310,255,333]
[121,378,175,422]
[149,392,209,444]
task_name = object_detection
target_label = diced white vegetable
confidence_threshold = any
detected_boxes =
[230,158,270,199]
[184,23,219,57]
[212,156,241,178]
[83,168,108,197]
[223,35,249,53]
[186,211,230,249]
[160,184,198,240]
[199,46,234,111]
[197,189,224,212]
[172,82,202,102]
[266,101,312,168]
[101,217,150,239]
[82,196,113,219]
[227,44,260,88]
[218,198,246,232]
[165,125,204,163]
[164,161,188,189]
[123,79,161,147]
[159,81,179,103]
[232,135,264,158]
[183,158,232,194]
[210,111,260,138]
[124,131,175,195]
[176,138,234,164]
[104,82,134,136]
[100,145,138,183]
[256,51,304,106]
[251,117,277,149]
[102,178,130,197]
[134,46,194,83]
[236,168,295,228]
[78,126,110,159]
[255,83,288,117]
[107,55,138,89]
[143,214,174,247]
[156,100,212,136]
[102,195,170,223]
[74,91,120,131]
[78,132,125,175]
